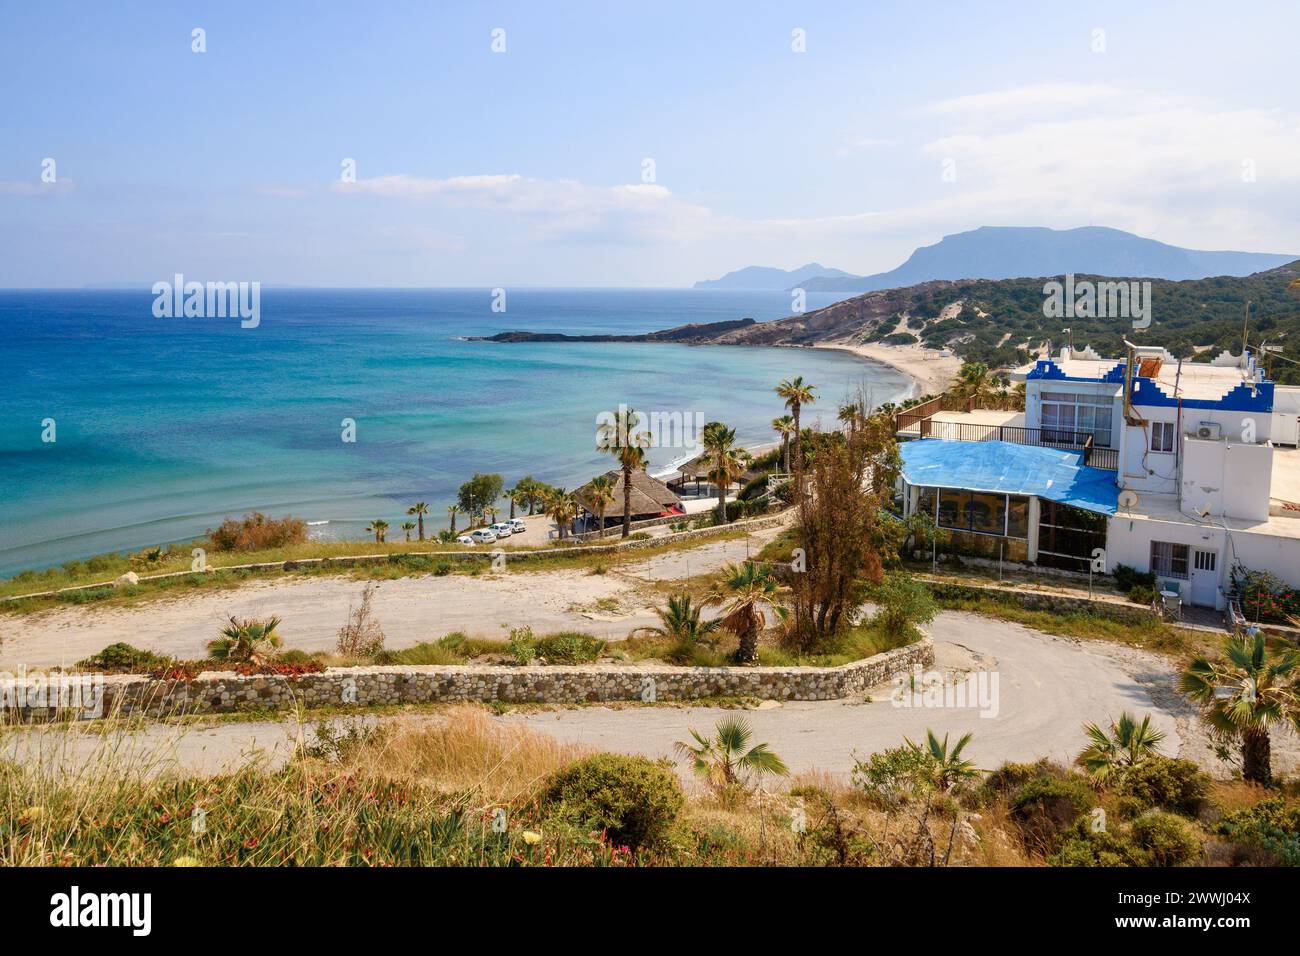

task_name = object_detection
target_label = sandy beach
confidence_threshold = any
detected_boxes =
[813,341,962,399]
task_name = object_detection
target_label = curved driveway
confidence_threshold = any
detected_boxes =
[2,610,1207,782]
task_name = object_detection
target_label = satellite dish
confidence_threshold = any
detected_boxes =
[1118,489,1139,509]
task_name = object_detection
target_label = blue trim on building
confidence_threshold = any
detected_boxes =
[1026,358,1274,412]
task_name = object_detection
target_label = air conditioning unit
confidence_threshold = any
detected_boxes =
[1195,422,1222,441]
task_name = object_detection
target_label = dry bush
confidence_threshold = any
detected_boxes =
[205,511,307,552]
[329,706,590,806]
[336,583,385,657]
[787,419,897,653]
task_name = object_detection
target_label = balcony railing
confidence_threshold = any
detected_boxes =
[900,418,1119,471]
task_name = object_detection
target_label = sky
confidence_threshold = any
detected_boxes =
[1,0,1297,287]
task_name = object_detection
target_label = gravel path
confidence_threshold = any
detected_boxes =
[0,531,778,668]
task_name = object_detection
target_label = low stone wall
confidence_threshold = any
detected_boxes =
[6,638,933,721]
[923,578,1159,623]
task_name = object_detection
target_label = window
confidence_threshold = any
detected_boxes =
[1194,550,1216,573]
[932,488,1028,538]
[1037,499,1108,571]
[1150,421,1175,453]
[1040,391,1113,447]
[1151,541,1189,579]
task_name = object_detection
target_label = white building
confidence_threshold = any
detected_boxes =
[895,345,1300,611]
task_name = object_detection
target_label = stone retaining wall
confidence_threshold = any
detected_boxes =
[923,579,1159,623]
[5,638,932,721]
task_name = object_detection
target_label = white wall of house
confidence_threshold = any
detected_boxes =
[1106,511,1300,610]
[1181,438,1273,521]
[1105,514,1229,609]
[1273,386,1300,446]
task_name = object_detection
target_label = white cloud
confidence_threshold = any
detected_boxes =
[326,84,1300,278]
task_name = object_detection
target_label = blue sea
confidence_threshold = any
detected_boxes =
[0,289,912,578]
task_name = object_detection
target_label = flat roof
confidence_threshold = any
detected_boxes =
[900,439,1118,514]
[1117,491,1300,541]
[1271,446,1300,507]
[1015,355,1262,402]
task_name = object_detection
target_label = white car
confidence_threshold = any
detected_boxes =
[490,522,513,538]
[469,528,497,544]
[455,534,474,546]
[508,518,527,534]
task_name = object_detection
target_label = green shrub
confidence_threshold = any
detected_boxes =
[1131,811,1202,866]
[76,642,169,673]
[851,743,936,807]
[506,626,536,665]
[1127,585,1157,606]
[981,759,1067,795]
[737,474,770,502]
[870,574,937,639]
[534,632,605,664]
[1117,757,1208,815]
[1049,821,1145,867]
[541,754,684,849]
[1216,798,1300,865]
[1011,775,1096,852]
[1112,564,1156,593]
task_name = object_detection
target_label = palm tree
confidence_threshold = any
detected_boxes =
[1076,711,1166,786]
[504,486,522,520]
[446,505,459,535]
[486,506,498,525]
[905,730,978,792]
[701,421,749,524]
[707,560,788,664]
[1182,632,1300,786]
[837,401,861,435]
[599,405,649,538]
[407,502,429,541]
[208,615,283,664]
[586,474,615,538]
[518,476,542,515]
[675,717,788,791]
[365,519,389,543]
[636,594,723,658]
[775,376,816,487]
[772,414,795,473]
[956,361,995,408]
[400,520,416,542]
[545,487,579,540]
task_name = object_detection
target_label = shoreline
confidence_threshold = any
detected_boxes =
[811,341,961,399]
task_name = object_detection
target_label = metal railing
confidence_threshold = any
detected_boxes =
[899,418,1119,470]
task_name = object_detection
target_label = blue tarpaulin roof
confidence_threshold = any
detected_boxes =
[899,439,1118,515]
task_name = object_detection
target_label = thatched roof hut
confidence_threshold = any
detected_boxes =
[574,469,684,521]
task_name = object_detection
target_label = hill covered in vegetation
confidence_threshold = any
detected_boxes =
[709,260,1300,382]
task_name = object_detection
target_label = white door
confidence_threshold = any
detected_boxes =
[1190,548,1219,607]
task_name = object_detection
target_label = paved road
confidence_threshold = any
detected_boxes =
[0,611,1197,782]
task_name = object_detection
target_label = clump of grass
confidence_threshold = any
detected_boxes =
[330,706,590,805]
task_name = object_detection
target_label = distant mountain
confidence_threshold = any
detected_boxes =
[798,226,1298,292]
[693,262,855,290]
[487,259,1300,386]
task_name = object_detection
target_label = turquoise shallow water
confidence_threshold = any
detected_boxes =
[0,289,912,577]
